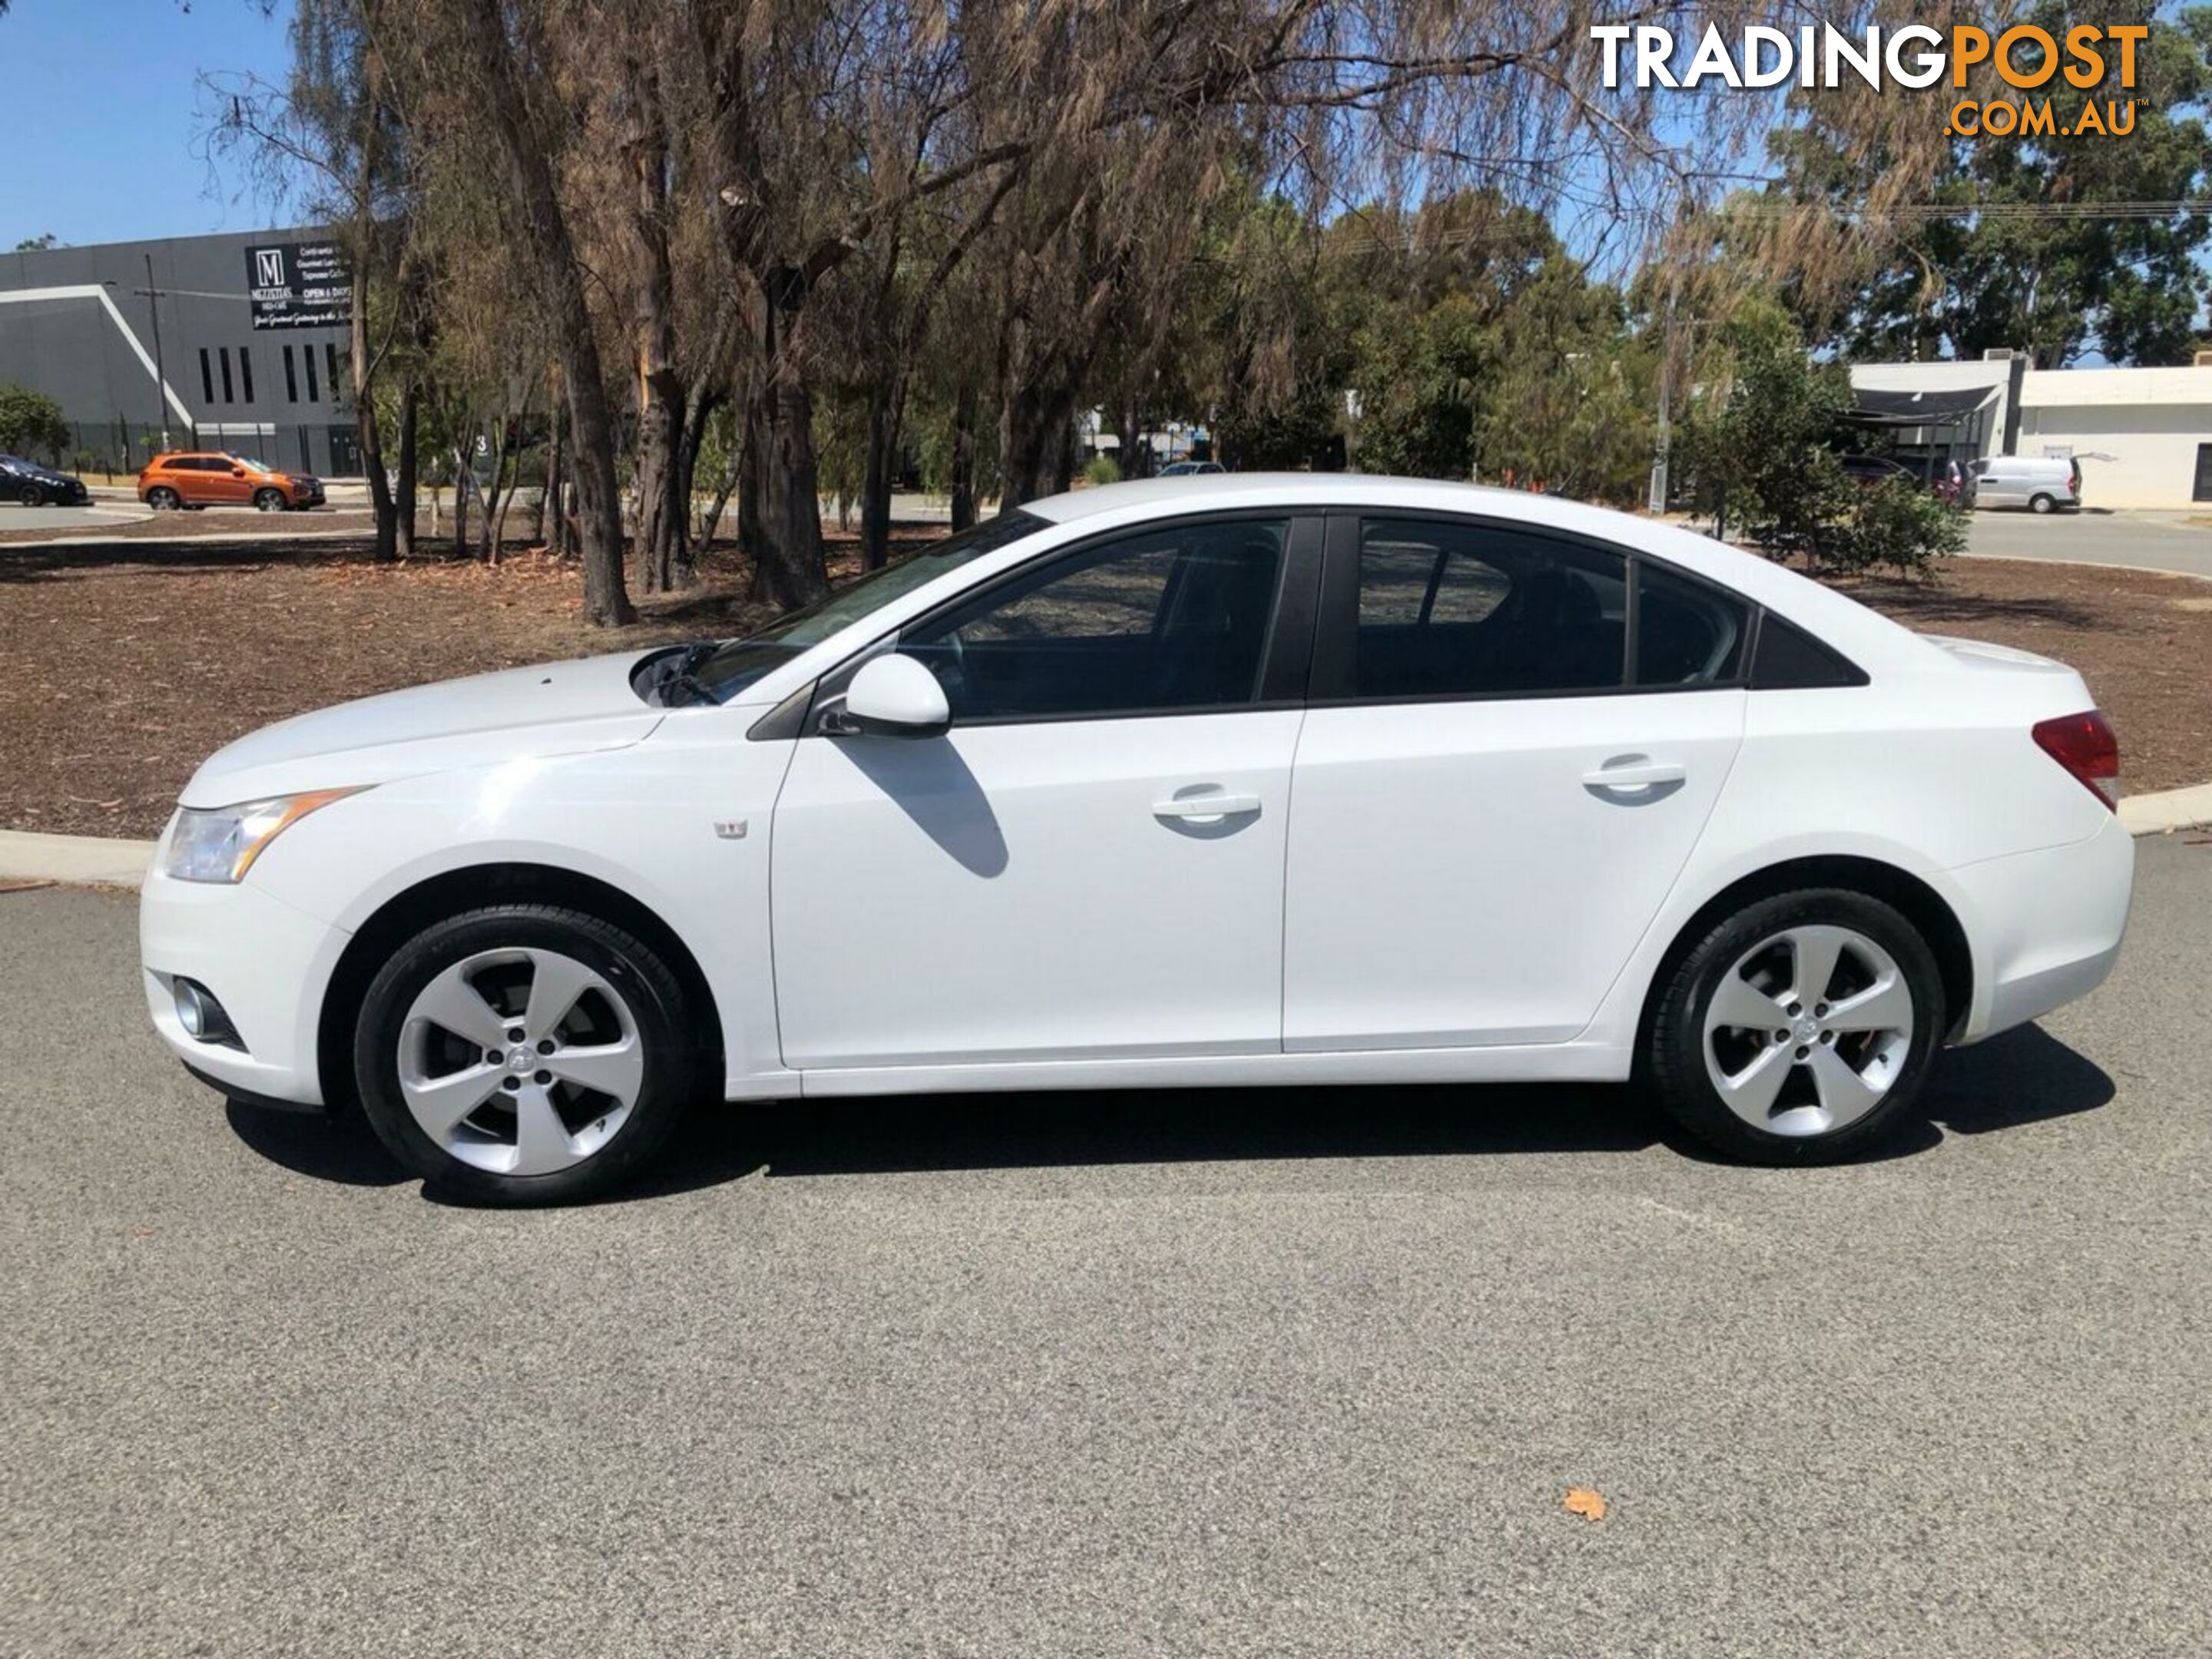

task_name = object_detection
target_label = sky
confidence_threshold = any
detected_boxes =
[0,0,297,250]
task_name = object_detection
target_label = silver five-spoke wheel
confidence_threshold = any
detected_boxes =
[1701,924,1915,1138]
[396,947,644,1176]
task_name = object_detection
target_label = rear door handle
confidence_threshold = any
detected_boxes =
[1581,757,1687,790]
[1153,791,1262,821]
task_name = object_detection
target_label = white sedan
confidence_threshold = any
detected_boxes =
[141,475,2133,1202]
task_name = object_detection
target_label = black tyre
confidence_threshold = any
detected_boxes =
[146,486,181,512]
[354,904,705,1204]
[254,487,287,512]
[1642,888,1945,1165]
[2029,492,2055,515]
[19,483,44,508]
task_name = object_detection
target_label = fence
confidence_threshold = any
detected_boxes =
[24,420,363,480]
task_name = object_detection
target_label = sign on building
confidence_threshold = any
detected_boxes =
[245,241,353,330]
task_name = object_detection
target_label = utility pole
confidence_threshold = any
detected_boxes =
[129,253,176,455]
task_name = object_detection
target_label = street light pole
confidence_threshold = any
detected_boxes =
[142,253,171,454]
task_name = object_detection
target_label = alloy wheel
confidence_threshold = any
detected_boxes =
[1701,925,1914,1137]
[396,947,644,1176]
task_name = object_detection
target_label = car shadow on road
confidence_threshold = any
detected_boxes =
[223,1024,2116,1203]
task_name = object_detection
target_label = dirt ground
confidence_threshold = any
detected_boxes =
[0,536,2205,839]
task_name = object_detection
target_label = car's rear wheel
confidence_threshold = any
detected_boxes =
[146,487,181,511]
[18,483,44,508]
[254,488,287,512]
[354,905,704,1204]
[2030,492,2056,514]
[1643,889,1945,1164]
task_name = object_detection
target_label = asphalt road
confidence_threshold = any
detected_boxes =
[1,501,147,534]
[1967,508,2212,578]
[3,844,2210,1658]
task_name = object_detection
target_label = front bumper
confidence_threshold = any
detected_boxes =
[141,859,352,1107]
[1949,813,2135,1042]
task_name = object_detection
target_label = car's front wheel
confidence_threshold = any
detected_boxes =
[254,488,288,512]
[18,483,44,508]
[1642,889,1945,1164]
[354,906,704,1204]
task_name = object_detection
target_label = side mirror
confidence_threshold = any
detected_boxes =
[836,654,950,738]
[230,468,247,478]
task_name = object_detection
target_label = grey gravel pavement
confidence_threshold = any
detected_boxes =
[3,839,2210,1658]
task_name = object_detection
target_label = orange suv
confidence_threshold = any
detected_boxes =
[138,452,326,512]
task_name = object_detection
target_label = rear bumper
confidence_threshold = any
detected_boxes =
[141,859,350,1107]
[1950,813,2134,1042]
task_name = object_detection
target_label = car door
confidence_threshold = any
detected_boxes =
[1977,464,2023,507]
[770,512,1318,1071]
[1281,513,1747,1051]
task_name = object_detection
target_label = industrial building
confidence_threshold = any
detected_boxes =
[0,227,360,478]
[1849,354,2212,510]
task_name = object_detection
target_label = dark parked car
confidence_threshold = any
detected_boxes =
[0,454,90,507]
[1838,452,1972,508]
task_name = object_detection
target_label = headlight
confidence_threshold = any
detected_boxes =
[164,787,366,883]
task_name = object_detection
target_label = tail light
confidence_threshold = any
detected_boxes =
[2032,710,2119,809]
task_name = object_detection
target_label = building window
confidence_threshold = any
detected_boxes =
[218,348,234,405]
[326,343,344,406]
[198,349,214,407]
[283,346,299,403]
[2194,445,2212,504]
[304,346,320,402]
[238,346,255,405]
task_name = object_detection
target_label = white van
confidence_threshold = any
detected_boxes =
[1972,455,2081,513]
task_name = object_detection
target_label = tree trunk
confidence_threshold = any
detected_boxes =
[745,366,830,608]
[460,0,631,623]
[743,282,829,608]
[671,386,717,581]
[394,383,419,559]
[998,374,1080,511]
[859,367,908,571]
[633,383,684,593]
[537,391,560,548]
[452,439,472,561]
[352,267,396,564]
[949,379,978,531]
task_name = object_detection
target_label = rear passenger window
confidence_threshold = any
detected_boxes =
[1353,518,1626,699]
[1636,563,1747,685]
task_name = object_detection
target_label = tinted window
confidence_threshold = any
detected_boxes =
[1750,614,1867,690]
[899,518,1288,720]
[1352,518,1625,699]
[1636,562,1747,685]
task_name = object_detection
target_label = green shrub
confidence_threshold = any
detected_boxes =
[1836,475,1966,577]
[1082,453,1122,487]
[0,382,68,461]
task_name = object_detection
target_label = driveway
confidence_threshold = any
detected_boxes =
[3,839,2210,1657]
[1968,508,2212,578]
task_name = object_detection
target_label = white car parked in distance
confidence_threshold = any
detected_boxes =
[142,475,2134,1202]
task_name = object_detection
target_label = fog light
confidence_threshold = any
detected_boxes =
[173,978,244,1051]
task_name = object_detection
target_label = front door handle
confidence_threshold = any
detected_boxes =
[1153,791,1262,822]
[1581,757,1687,790]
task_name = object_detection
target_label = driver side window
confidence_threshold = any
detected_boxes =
[896,518,1290,722]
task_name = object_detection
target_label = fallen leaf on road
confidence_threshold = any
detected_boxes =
[1563,1488,1608,1522]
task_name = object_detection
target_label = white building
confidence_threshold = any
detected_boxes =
[1848,356,2212,510]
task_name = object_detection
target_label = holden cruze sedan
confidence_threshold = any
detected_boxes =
[142,475,2133,1202]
